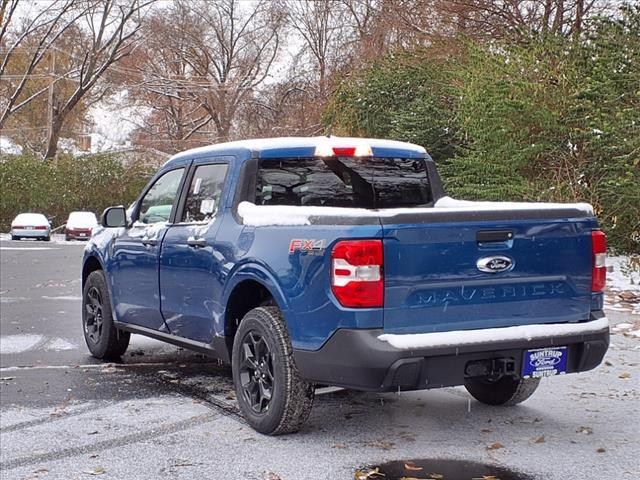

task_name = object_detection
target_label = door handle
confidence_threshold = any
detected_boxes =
[187,237,206,248]
[141,238,158,247]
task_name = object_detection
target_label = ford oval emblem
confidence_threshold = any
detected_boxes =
[476,255,514,273]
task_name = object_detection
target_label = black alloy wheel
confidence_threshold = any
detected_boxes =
[239,331,275,413]
[84,286,104,346]
[82,270,130,359]
[231,306,315,435]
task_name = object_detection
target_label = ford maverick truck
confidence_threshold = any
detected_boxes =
[82,137,609,434]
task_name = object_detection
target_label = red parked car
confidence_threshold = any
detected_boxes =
[65,211,98,241]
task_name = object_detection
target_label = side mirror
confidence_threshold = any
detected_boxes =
[101,206,127,228]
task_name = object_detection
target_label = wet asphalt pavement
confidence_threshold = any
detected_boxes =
[1,236,639,480]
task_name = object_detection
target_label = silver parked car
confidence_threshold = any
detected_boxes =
[10,213,51,241]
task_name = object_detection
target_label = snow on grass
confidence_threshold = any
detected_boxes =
[378,317,609,350]
[607,256,640,292]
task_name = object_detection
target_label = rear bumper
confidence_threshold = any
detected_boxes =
[11,228,49,238]
[293,312,609,391]
[66,230,91,240]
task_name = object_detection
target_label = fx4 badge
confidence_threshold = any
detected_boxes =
[476,255,514,273]
[289,239,326,255]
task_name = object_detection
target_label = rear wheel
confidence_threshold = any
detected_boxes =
[232,306,315,435]
[11,235,19,241]
[82,270,130,359]
[42,235,51,242]
[465,376,540,406]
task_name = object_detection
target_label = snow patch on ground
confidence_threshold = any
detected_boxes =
[0,335,45,354]
[43,338,78,351]
[0,297,27,303]
[378,317,609,350]
[42,296,82,301]
[0,335,78,354]
[0,136,22,155]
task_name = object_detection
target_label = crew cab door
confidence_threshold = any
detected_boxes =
[159,160,230,343]
[109,166,187,331]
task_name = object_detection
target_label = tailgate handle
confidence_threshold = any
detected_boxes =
[476,230,514,243]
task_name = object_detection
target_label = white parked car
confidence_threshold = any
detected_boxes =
[10,213,51,241]
[65,211,98,241]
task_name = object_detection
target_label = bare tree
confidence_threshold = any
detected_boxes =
[284,0,352,98]
[120,3,211,153]
[130,0,284,146]
[42,0,153,158]
[0,0,82,130]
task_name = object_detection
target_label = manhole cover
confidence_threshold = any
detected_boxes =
[355,458,533,480]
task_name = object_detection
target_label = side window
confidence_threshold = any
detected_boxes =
[138,168,185,224]
[182,164,228,223]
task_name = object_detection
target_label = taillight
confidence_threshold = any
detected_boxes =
[34,226,47,230]
[12,225,24,229]
[331,240,383,308]
[591,230,606,292]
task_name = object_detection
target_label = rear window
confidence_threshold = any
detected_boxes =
[255,157,432,209]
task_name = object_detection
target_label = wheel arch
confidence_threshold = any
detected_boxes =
[223,265,290,344]
[82,255,104,289]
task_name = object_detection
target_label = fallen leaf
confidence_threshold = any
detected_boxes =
[618,372,631,379]
[577,426,593,435]
[487,442,504,450]
[472,476,500,480]
[1,376,15,381]
[604,361,613,367]
[428,474,444,479]
[87,431,99,435]
[354,467,384,479]
[332,443,348,449]
[264,473,281,480]
[480,428,493,433]
[404,463,423,472]
[597,447,606,453]
[85,466,106,476]
[534,436,545,443]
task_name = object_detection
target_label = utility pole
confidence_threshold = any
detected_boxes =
[47,48,56,146]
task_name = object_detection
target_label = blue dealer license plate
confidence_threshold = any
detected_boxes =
[522,347,568,378]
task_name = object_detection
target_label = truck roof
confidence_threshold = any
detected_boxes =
[165,136,428,168]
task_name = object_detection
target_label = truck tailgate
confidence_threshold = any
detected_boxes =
[381,211,595,334]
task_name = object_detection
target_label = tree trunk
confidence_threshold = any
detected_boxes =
[573,0,584,42]
[44,116,64,159]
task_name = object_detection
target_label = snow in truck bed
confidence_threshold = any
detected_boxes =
[238,197,594,227]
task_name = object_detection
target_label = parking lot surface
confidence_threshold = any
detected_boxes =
[1,237,639,479]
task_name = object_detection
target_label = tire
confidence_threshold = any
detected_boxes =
[43,235,51,242]
[11,235,18,241]
[65,234,70,241]
[82,270,130,359]
[465,376,540,406]
[232,306,315,435]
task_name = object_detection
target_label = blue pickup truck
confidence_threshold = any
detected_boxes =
[82,137,609,435]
